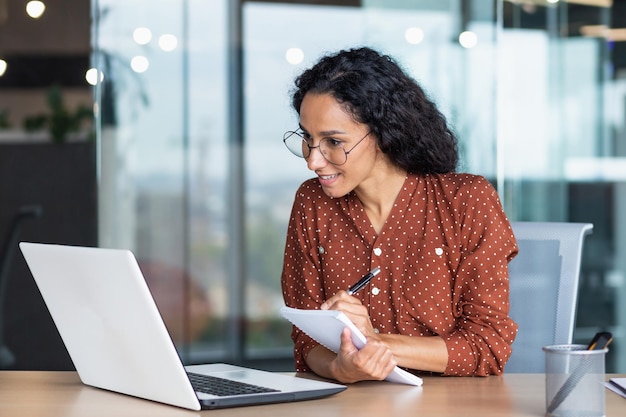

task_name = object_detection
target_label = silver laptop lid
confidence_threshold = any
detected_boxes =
[19,242,202,409]
[19,242,346,410]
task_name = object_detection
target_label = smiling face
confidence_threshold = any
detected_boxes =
[298,92,381,198]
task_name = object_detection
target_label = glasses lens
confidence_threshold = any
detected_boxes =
[319,139,347,165]
[283,132,351,165]
[283,131,306,158]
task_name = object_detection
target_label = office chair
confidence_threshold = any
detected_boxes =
[0,205,43,368]
[505,221,593,373]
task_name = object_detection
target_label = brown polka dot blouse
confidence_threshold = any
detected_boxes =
[281,173,519,376]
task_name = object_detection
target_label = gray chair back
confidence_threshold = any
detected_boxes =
[505,221,593,373]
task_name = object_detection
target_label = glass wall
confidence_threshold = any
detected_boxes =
[93,0,232,362]
[497,0,625,372]
[93,0,626,372]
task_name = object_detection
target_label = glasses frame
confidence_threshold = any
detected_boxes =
[282,129,371,166]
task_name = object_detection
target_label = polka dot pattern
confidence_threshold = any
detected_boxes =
[281,173,519,376]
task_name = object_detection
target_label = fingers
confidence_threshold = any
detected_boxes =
[334,328,397,383]
[322,291,367,319]
[322,292,378,340]
[338,327,360,355]
[321,290,357,310]
[355,339,397,380]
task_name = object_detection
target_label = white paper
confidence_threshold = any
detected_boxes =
[280,306,423,386]
[605,377,626,399]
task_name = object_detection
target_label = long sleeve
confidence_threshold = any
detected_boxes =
[281,180,325,372]
[281,174,519,376]
[439,176,519,375]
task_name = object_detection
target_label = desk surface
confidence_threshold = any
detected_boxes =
[0,371,624,416]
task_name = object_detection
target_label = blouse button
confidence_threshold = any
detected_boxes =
[373,328,380,334]
[372,287,380,295]
[373,248,382,256]
[435,247,443,256]
[318,246,325,254]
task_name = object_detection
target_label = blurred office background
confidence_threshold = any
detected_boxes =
[0,0,625,372]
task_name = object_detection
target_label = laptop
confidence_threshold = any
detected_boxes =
[18,242,346,410]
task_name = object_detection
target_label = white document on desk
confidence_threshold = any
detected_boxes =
[606,378,626,399]
[280,306,423,386]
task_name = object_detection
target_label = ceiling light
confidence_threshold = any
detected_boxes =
[405,27,425,45]
[459,31,478,48]
[285,48,304,65]
[85,68,104,86]
[133,27,152,45]
[158,34,178,52]
[130,56,149,73]
[26,1,46,19]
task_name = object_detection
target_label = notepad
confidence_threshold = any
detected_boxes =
[280,306,423,386]
[606,377,626,399]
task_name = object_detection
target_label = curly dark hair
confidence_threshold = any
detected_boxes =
[291,47,458,174]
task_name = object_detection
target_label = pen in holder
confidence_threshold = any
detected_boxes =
[543,332,612,417]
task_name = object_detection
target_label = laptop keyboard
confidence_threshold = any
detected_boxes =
[187,372,280,397]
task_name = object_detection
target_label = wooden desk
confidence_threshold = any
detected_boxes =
[0,371,624,416]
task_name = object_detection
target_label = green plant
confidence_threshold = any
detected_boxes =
[22,85,93,143]
[0,109,11,129]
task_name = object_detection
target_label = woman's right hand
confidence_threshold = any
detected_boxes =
[321,290,379,341]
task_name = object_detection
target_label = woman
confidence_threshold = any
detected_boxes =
[281,47,518,382]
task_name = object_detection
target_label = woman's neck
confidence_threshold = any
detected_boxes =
[354,166,407,235]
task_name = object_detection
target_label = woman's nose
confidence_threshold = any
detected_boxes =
[306,146,327,171]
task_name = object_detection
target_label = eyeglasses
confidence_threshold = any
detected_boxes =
[282,129,371,166]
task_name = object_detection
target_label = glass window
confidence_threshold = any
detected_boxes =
[94,0,230,362]
[242,0,500,361]
[94,0,626,372]
[499,0,625,372]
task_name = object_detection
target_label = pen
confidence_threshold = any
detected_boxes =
[586,331,612,351]
[347,267,381,295]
